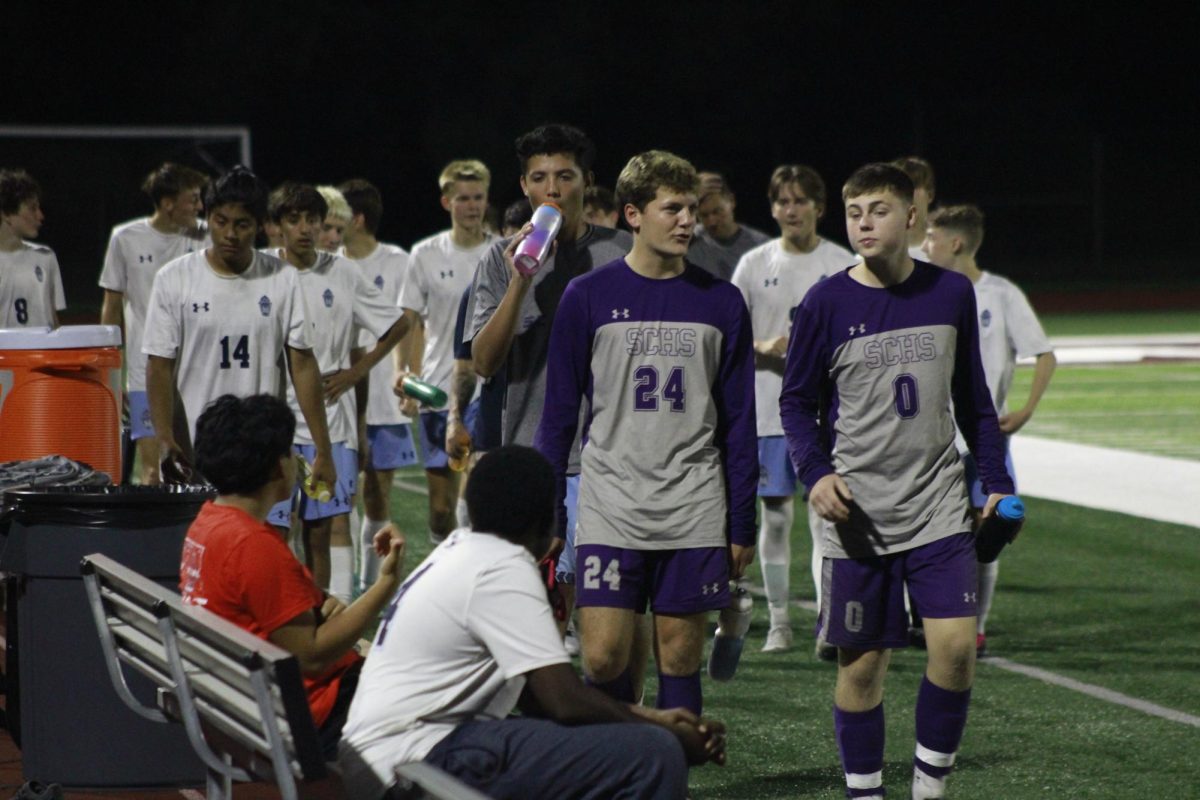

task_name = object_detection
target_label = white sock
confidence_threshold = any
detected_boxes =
[807,502,824,608]
[977,559,1000,634]
[758,499,793,627]
[359,517,387,592]
[456,496,470,528]
[329,546,353,603]
[349,505,362,576]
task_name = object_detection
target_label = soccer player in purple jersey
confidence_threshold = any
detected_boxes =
[535,151,757,719]
[781,163,1013,800]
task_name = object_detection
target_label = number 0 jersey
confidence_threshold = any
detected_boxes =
[142,249,311,441]
[780,261,1013,558]
[535,260,758,551]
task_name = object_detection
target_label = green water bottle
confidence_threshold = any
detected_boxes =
[400,375,448,408]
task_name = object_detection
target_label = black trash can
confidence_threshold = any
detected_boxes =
[0,484,214,787]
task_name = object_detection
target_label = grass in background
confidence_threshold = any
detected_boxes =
[1039,310,1200,337]
[384,476,1200,799]
[1010,363,1200,459]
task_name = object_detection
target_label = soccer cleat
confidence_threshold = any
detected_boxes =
[815,634,838,662]
[762,624,793,653]
[911,765,947,799]
[976,633,988,658]
[564,623,581,657]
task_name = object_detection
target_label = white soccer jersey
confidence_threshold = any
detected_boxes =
[399,231,491,408]
[281,250,403,447]
[141,249,311,441]
[342,243,412,426]
[98,218,207,391]
[972,271,1052,415]
[732,238,856,435]
[339,528,569,795]
[0,243,66,328]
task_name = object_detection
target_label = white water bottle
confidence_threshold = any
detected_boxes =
[708,581,752,681]
[513,203,562,276]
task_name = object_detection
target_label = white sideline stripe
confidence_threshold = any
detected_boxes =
[1011,435,1200,529]
[392,476,429,496]
[984,657,1200,728]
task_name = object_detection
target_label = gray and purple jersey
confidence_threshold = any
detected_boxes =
[534,260,758,551]
[780,261,1013,559]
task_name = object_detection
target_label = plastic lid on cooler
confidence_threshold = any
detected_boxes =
[0,325,123,350]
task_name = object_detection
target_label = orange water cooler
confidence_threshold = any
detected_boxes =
[0,325,123,482]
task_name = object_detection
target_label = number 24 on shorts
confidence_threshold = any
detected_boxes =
[583,556,621,590]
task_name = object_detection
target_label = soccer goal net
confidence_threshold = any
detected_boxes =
[0,125,251,321]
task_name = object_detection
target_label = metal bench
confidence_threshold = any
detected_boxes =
[81,553,486,800]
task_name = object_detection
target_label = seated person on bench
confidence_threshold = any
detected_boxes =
[338,446,727,799]
[180,393,405,758]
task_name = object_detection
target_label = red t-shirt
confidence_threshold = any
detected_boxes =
[180,501,360,726]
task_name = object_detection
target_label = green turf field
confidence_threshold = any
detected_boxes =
[384,479,1199,799]
[1010,363,1200,460]
[1039,310,1200,336]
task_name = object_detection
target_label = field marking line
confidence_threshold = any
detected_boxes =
[1012,435,1200,529]
[746,586,1200,729]
[392,475,429,496]
[982,657,1200,729]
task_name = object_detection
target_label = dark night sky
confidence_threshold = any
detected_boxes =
[5,3,1197,311]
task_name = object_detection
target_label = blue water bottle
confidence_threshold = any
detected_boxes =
[975,496,1025,563]
[707,581,752,682]
[513,203,562,276]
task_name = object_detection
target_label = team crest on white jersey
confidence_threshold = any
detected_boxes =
[980,309,992,328]
[259,295,272,316]
[373,274,384,289]
[34,265,43,282]
[323,288,334,308]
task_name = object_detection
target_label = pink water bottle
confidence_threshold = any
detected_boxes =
[513,203,562,276]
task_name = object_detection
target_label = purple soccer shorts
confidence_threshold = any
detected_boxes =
[574,544,730,615]
[816,532,978,650]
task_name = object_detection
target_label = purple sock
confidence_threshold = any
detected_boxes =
[586,668,634,703]
[914,676,971,778]
[656,670,701,715]
[833,703,885,798]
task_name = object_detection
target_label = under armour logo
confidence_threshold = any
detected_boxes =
[848,323,866,335]
[440,269,454,279]
[964,592,977,603]
[764,277,778,287]
[611,308,630,319]
[192,302,210,312]
[700,582,722,596]
[139,254,154,263]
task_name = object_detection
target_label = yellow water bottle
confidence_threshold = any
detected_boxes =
[296,455,333,503]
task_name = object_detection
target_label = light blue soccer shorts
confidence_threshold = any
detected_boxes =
[267,442,359,527]
[127,390,155,440]
[757,435,798,497]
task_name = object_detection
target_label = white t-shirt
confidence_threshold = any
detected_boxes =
[972,270,1052,415]
[732,238,856,436]
[141,249,311,441]
[98,218,207,391]
[339,528,569,794]
[399,231,491,409]
[342,242,412,426]
[0,242,66,328]
[281,251,403,447]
